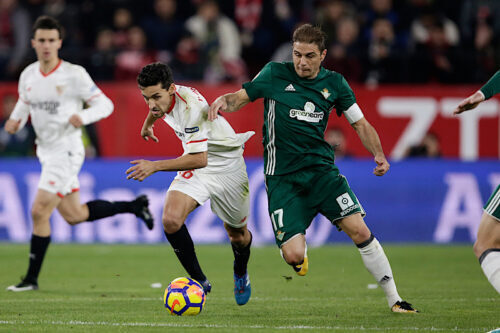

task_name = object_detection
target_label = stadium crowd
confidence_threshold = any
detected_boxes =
[0,0,499,85]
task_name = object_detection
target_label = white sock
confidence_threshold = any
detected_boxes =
[480,249,500,294]
[358,237,402,307]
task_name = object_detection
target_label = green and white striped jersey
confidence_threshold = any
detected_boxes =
[243,62,356,175]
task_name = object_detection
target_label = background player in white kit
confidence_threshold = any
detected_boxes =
[4,16,154,292]
[127,62,254,305]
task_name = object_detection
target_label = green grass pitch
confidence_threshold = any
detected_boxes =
[0,243,498,332]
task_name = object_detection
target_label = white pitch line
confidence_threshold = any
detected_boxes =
[0,320,492,332]
[0,296,498,303]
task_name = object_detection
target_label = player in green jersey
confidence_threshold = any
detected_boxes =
[454,70,500,294]
[208,24,418,313]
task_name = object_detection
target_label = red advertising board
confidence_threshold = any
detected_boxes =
[1,82,498,159]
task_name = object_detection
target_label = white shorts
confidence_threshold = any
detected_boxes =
[168,157,250,228]
[37,146,84,197]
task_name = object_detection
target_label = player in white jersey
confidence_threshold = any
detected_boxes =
[127,62,254,305]
[4,16,154,292]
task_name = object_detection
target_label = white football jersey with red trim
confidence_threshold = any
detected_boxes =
[161,85,254,173]
[10,60,113,151]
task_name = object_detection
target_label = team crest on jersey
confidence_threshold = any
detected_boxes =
[289,102,324,123]
[55,85,65,96]
[321,88,331,99]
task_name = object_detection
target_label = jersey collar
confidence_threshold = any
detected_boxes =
[39,59,62,77]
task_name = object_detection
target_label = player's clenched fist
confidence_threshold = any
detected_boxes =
[4,119,21,134]
[373,154,390,176]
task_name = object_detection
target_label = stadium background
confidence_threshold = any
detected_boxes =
[0,0,499,245]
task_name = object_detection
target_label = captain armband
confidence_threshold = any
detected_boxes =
[343,103,364,124]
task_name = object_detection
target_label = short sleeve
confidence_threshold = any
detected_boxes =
[73,65,103,102]
[182,91,209,154]
[10,70,30,122]
[242,62,274,101]
[335,75,357,116]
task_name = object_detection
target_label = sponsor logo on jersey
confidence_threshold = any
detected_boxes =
[289,102,323,123]
[336,192,359,216]
[321,88,331,99]
[32,101,60,115]
[285,84,296,92]
[185,126,199,133]
[174,130,185,138]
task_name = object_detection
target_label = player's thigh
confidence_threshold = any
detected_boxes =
[164,189,200,224]
[165,171,210,223]
[315,173,366,230]
[266,174,316,248]
[336,213,371,244]
[32,188,61,220]
[57,190,88,224]
[207,168,250,228]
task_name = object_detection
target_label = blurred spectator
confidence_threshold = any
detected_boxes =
[42,0,83,63]
[115,26,157,80]
[325,127,351,160]
[141,0,184,55]
[360,0,400,37]
[170,32,204,80]
[323,17,363,82]
[0,93,35,156]
[315,0,356,48]
[87,28,117,81]
[364,18,406,85]
[405,132,441,158]
[410,11,461,83]
[235,0,298,77]
[0,0,31,80]
[112,7,134,50]
[460,0,500,82]
[185,0,247,83]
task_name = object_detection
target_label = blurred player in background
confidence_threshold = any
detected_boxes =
[4,16,154,292]
[454,70,500,294]
[209,24,418,313]
[128,62,254,305]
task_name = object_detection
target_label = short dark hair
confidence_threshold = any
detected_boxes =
[137,62,174,89]
[32,16,63,39]
[292,24,327,52]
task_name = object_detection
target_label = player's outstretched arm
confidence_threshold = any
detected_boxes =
[141,112,159,142]
[351,117,390,176]
[126,152,207,181]
[208,89,251,121]
[453,91,485,115]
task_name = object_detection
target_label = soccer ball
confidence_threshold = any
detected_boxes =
[164,277,206,316]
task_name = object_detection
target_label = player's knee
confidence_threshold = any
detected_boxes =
[226,228,246,245]
[282,248,304,266]
[473,240,486,259]
[31,204,49,222]
[63,214,83,225]
[162,212,185,233]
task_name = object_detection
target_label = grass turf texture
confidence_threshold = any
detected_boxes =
[0,244,498,332]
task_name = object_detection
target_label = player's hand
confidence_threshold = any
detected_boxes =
[373,154,389,176]
[126,159,157,181]
[453,91,485,115]
[4,119,21,134]
[208,96,227,121]
[141,126,159,142]
[69,114,84,128]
